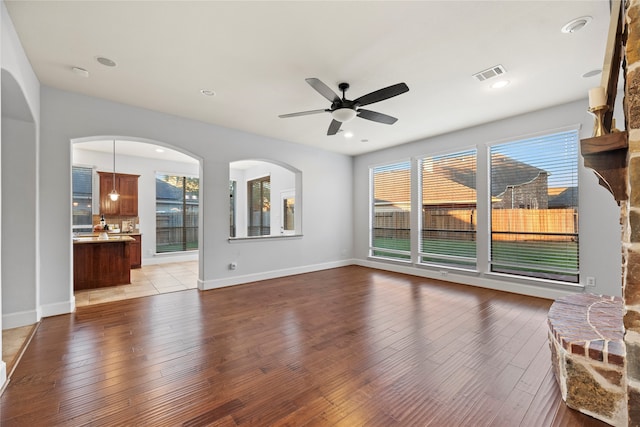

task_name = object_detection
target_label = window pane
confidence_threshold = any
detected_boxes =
[372,161,411,260]
[230,180,236,237]
[156,174,199,253]
[420,149,477,269]
[283,197,295,231]
[490,130,579,282]
[248,177,270,236]
[72,166,93,232]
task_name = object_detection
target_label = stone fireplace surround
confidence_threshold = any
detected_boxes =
[548,294,626,425]
[547,1,640,425]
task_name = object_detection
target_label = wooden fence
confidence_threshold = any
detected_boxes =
[374,208,578,242]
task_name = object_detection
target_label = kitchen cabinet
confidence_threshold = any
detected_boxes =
[130,234,142,268]
[73,237,132,290]
[98,172,139,216]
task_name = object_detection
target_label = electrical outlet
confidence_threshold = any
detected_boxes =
[229,262,237,270]
[586,276,596,287]
[439,270,448,277]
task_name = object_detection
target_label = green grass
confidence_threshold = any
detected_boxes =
[373,237,578,276]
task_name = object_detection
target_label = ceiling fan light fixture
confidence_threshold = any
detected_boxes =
[332,108,357,123]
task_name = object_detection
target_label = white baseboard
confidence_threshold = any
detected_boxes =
[354,259,582,300]
[143,252,198,265]
[2,308,40,330]
[199,259,354,290]
[41,299,75,318]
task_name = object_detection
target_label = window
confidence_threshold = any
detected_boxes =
[371,161,411,260]
[248,176,270,236]
[281,190,295,235]
[156,174,199,253]
[72,166,94,233]
[420,149,477,269]
[490,130,579,282]
[230,180,237,237]
[367,128,580,285]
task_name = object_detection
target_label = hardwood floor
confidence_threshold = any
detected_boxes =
[0,266,607,426]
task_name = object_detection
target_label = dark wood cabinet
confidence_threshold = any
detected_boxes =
[98,172,139,216]
[130,234,142,268]
[73,240,131,290]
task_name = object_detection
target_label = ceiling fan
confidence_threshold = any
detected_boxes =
[279,78,409,136]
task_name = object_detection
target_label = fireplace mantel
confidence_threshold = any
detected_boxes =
[581,131,629,203]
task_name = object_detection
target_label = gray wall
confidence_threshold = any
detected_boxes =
[353,98,623,299]
[40,86,354,311]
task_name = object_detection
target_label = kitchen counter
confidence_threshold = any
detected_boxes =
[73,235,135,244]
[73,236,132,290]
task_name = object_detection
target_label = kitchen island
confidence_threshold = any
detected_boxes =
[73,235,134,290]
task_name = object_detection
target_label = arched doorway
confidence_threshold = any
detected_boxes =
[1,69,38,382]
[71,137,202,306]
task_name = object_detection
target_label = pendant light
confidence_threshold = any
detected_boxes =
[109,139,120,201]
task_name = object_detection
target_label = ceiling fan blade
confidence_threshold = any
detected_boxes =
[306,78,341,103]
[354,83,409,107]
[327,119,342,135]
[357,109,398,125]
[279,109,328,118]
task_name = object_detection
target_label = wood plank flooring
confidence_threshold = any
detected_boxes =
[0,266,607,426]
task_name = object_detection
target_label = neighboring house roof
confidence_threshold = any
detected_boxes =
[438,153,547,197]
[374,154,549,206]
[548,186,578,208]
[156,178,198,202]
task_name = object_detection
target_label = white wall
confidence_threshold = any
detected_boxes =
[354,98,623,299]
[72,147,199,265]
[39,85,354,312]
[1,0,42,389]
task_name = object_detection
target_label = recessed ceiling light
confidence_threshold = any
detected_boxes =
[582,69,602,78]
[155,148,165,153]
[96,56,117,67]
[490,80,510,89]
[561,16,592,33]
[344,131,354,139]
[200,89,216,97]
[72,66,89,78]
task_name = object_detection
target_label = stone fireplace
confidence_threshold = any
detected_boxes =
[623,1,640,424]
[548,1,640,425]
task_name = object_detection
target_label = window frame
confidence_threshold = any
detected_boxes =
[247,175,271,237]
[369,159,412,262]
[155,172,200,254]
[366,126,581,286]
[418,148,478,270]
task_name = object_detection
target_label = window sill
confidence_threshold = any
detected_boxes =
[228,234,303,243]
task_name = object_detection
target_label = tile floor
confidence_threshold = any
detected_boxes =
[74,260,199,307]
[2,260,199,381]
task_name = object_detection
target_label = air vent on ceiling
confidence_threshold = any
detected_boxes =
[472,65,507,82]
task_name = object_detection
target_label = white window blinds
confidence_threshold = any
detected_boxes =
[371,161,411,260]
[489,129,579,282]
[420,149,477,269]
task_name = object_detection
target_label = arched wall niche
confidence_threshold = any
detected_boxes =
[229,159,302,239]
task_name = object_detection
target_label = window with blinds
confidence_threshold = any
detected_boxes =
[490,129,579,282]
[420,149,477,269]
[156,174,199,253]
[72,166,94,233]
[371,161,411,260]
[248,176,271,237]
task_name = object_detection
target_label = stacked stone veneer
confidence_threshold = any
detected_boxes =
[625,1,640,425]
[548,294,627,426]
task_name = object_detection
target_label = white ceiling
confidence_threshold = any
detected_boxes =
[6,1,611,156]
